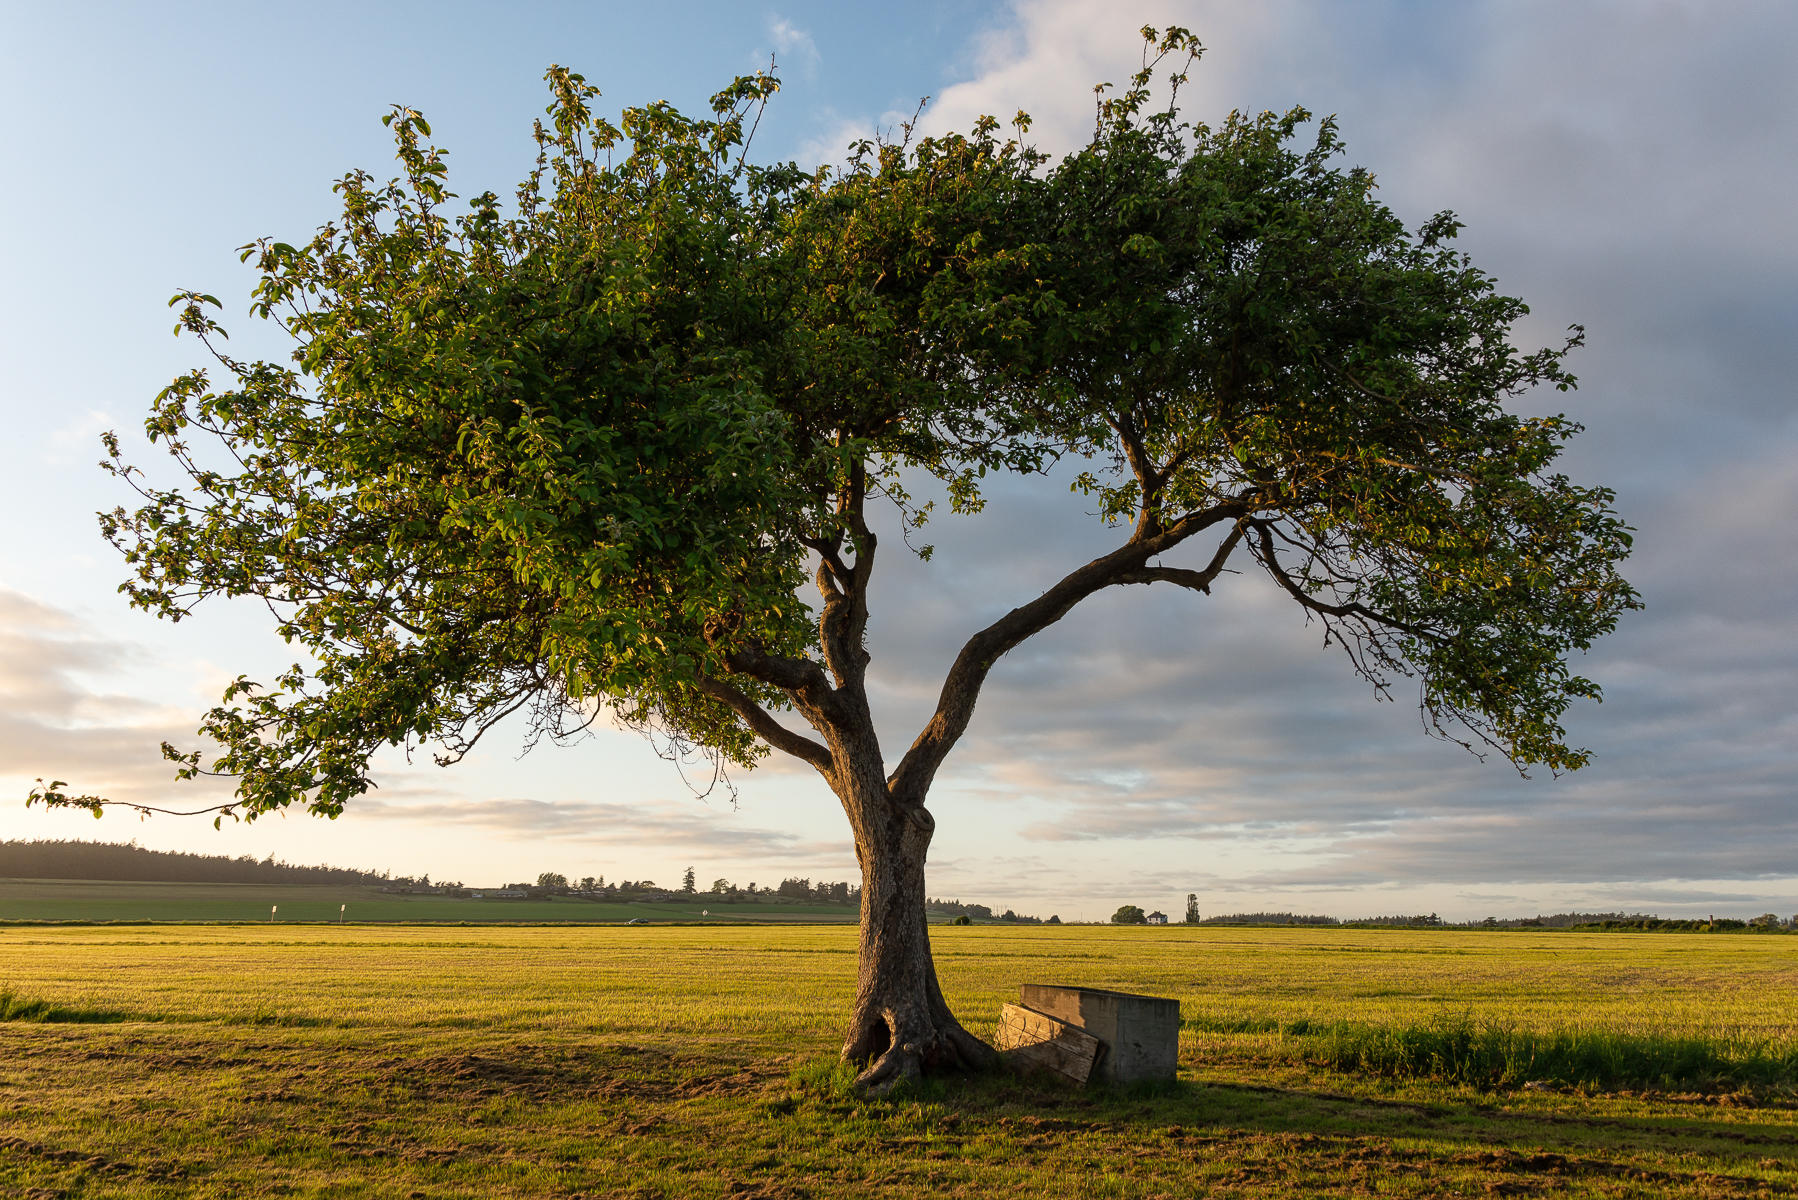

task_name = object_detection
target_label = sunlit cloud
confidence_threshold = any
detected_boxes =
[0,589,219,806]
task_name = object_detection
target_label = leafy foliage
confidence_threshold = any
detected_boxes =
[998,33,1638,770]
[91,69,825,817]
[47,27,1635,834]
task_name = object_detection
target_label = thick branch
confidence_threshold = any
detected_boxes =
[818,452,877,702]
[889,501,1251,801]
[1112,523,1243,594]
[1113,565,1214,589]
[693,675,834,773]
[721,644,836,701]
[799,533,852,591]
[1109,412,1156,491]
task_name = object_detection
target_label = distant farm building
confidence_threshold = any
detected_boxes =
[1146,911,1168,925]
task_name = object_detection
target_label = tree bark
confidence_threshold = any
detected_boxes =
[730,483,1244,1090]
[837,773,996,1093]
[719,504,1253,1091]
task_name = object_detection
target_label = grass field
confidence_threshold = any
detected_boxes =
[2,924,1795,1198]
[0,879,859,924]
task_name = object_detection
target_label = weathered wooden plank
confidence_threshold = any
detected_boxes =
[995,1002,1102,1085]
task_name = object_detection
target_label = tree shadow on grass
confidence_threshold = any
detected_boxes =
[372,1040,783,1104]
[783,1055,1798,1196]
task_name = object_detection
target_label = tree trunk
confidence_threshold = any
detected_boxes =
[838,783,996,1093]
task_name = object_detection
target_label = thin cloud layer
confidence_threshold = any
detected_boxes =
[0,589,216,806]
[353,792,830,861]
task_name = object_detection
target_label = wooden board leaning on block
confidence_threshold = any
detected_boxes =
[995,1002,1103,1085]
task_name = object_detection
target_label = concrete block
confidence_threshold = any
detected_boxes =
[1017,984,1180,1083]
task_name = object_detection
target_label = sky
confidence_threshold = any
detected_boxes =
[1,0,1792,922]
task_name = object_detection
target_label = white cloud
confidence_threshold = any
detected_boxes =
[921,0,1292,153]
[767,14,821,76]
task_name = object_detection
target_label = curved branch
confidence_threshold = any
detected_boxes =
[716,641,851,748]
[94,800,241,817]
[430,673,547,766]
[1106,411,1166,539]
[799,533,851,591]
[721,644,834,698]
[888,500,1252,801]
[1113,524,1245,593]
[693,676,834,773]
[27,779,242,821]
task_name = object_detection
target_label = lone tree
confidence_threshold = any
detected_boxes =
[34,30,1637,1091]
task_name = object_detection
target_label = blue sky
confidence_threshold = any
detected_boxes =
[3,1,1793,921]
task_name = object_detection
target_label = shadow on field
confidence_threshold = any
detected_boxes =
[375,1041,782,1103]
[780,1059,1798,1197]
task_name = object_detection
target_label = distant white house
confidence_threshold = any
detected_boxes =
[469,888,528,899]
[1146,911,1168,925]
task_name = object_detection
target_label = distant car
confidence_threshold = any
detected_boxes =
[625,918,647,925]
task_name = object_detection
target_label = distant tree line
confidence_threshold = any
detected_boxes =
[1154,903,1798,931]
[523,870,865,905]
[0,839,390,885]
[1567,914,1796,933]
[1201,911,1344,926]
[5,840,1062,922]
[928,898,1044,923]
[525,870,1049,920]
[1453,911,1793,931]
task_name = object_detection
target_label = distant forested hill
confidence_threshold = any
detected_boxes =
[0,840,388,885]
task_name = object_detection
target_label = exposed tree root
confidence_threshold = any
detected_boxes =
[845,1009,999,1096]
[853,1042,923,1096]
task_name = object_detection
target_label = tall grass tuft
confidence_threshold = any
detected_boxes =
[0,986,132,1024]
[1188,1012,1798,1092]
[0,987,54,1020]
[1319,1015,1793,1091]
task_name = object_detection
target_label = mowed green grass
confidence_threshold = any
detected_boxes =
[0,879,856,924]
[2,925,1795,1198]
